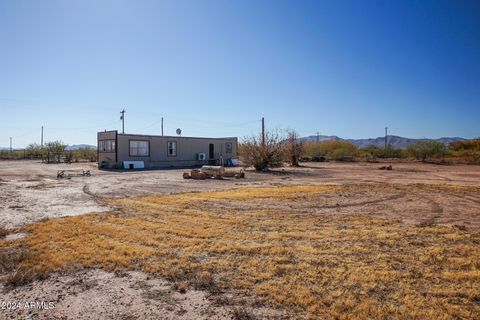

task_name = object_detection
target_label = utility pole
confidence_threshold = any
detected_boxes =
[384,127,388,150]
[316,131,320,143]
[161,117,164,136]
[41,126,44,147]
[261,117,265,146]
[9,137,12,159]
[120,109,126,134]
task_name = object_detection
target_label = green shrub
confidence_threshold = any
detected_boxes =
[449,138,480,152]
[406,140,448,160]
[304,141,358,161]
[359,145,404,159]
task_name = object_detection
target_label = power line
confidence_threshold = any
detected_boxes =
[46,121,119,131]
[166,115,260,128]
[138,119,161,131]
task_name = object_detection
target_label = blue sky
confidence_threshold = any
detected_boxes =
[0,0,479,147]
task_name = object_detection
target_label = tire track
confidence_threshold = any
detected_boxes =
[315,191,407,209]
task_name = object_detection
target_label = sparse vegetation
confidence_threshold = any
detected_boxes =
[449,138,480,152]
[406,140,448,161]
[304,140,358,161]
[284,130,304,166]
[44,140,67,163]
[448,138,480,163]
[1,143,97,162]
[239,130,285,170]
[358,144,404,160]
[26,143,45,159]
[2,184,479,319]
[74,147,98,162]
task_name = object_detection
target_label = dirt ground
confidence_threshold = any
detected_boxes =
[1,160,480,319]
[0,269,287,320]
[1,160,480,228]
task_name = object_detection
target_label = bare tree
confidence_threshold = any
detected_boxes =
[285,130,304,166]
[45,140,67,163]
[26,143,45,159]
[239,130,284,171]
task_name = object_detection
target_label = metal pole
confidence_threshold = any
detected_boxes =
[161,117,164,136]
[41,126,44,147]
[261,117,265,146]
[316,131,320,143]
[384,127,388,149]
[9,137,12,159]
[120,109,126,134]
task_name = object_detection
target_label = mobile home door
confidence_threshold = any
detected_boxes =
[209,144,214,159]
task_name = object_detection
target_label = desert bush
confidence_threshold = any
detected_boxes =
[448,138,480,163]
[448,150,480,163]
[359,145,404,159]
[304,140,358,161]
[239,130,284,171]
[74,147,97,162]
[284,130,304,166]
[25,143,45,159]
[406,140,448,160]
[3,264,47,288]
[45,140,66,154]
[0,149,28,160]
[44,140,67,163]
[449,138,480,152]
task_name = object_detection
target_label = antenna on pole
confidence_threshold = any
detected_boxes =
[120,109,126,134]
[316,131,320,143]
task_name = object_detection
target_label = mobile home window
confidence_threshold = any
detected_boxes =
[99,140,115,152]
[167,141,177,156]
[130,140,149,156]
[226,142,233,153]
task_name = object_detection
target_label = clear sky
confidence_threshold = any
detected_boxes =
[0,0,479,147]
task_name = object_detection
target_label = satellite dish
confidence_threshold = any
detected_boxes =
[176,128,182,136]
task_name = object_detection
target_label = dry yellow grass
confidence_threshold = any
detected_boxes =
[2,184,480,319]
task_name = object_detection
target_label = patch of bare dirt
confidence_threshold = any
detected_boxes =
[0,269,286,320]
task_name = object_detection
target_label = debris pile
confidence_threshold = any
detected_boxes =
[378,165,393,171]
[183,166,245,180]
[57,169,91,179]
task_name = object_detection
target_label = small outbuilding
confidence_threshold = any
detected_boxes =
[97,130,237,169]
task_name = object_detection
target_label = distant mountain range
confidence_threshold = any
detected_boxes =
[0,137,473,151]
[65,144,96,150]
[300,135,469,149]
